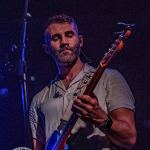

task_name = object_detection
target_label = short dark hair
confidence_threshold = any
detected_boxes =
[44,14,79,33]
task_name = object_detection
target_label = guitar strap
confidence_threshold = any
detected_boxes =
[57,68,95,132]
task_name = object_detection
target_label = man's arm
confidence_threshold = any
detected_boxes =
[29,96,46,150]
[33,138,45,150]
[106,108,136,149]
[72,95,136,149]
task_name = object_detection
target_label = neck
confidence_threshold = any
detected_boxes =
[58,58,84,88]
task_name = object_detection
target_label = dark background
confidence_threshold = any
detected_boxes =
[0,0,150,149]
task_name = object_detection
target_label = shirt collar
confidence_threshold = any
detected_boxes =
[52,63,94,90]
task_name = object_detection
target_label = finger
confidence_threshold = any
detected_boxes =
[72,104,95,121]
[73,99,94,113]
[72,103,89,117]
[78,95,98,107]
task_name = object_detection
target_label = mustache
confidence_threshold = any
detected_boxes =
[57,45,73,54]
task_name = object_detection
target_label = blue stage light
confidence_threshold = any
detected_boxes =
[0,87,8,96]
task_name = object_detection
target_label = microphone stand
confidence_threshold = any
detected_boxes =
[19,0,30,147]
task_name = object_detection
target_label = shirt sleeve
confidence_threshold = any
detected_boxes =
[105,69,135,112]
[29,95,46,144]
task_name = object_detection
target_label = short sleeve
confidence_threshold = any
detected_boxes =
[105,70,135,112]
[29,96,46,144]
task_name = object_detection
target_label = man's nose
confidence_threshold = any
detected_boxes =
[61,35,69,44]
[60,43,68,49]
[60,36,69,48]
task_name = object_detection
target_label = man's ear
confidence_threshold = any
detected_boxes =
[79,35,83,47]
[43,44,51,55]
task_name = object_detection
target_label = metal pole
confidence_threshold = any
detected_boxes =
[19,0,30,146]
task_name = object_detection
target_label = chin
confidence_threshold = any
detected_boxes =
[58,56,78,67]
[59,55,76,62]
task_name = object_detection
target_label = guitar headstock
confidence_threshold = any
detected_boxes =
[100,25,134,67]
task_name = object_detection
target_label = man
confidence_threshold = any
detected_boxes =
[29,14,136,150]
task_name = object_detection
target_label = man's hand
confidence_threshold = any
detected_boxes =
[72,94,108,126]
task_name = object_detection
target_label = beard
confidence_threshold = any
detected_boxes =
[52,43,81,67]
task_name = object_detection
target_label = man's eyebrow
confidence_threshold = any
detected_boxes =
[51,30,75,38]
[65,30,75,33]
[51,33,61,38]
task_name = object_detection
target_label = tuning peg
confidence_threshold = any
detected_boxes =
[117,22,136,27]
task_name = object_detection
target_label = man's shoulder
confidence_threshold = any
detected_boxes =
[86,64,119,74]
[33,85,50,102]
[86,64,122,80]
[104,68,120,75]
[100,68,124,82]
[32,79,61,103]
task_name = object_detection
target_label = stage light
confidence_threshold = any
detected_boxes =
[0,87,8,97]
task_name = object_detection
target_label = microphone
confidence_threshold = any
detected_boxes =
[53,91,62,98]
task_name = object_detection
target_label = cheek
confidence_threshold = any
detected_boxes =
[71,38,80,48]
[50,42,60,50]
[48,44,58,56]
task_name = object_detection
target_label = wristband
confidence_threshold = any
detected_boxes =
[98,116,113,132]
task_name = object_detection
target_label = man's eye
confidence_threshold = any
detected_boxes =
[66,32,74,37]
[52,37,59,41]
[52,35,60,41]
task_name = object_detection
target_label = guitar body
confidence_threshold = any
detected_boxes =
[46,130,69,150]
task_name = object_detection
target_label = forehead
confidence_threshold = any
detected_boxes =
[46,22,78,35]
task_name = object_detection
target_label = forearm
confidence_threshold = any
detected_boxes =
[106,118,136,149]
[94,108,136,149]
